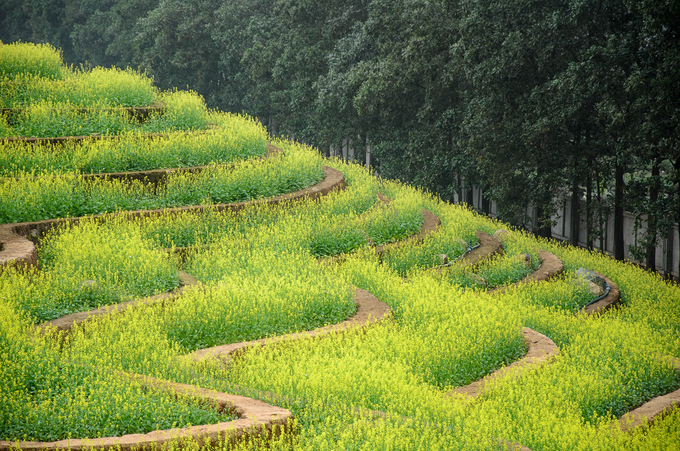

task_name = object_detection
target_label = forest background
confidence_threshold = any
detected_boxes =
[1,0,678,275]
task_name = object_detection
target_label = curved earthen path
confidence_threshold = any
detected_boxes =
[0,372,292,451]
[456,230,503,269]
[0,165,346,270]
[36,271,200,335]
[187,287,391,364]
[487,250,564,295]
[580,272,621,315]
[446,328,559,398]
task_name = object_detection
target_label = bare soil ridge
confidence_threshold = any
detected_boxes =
[457,230,502,269]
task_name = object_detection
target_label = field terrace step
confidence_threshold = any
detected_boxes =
[319,195,441,265]
[0,371,292,451]
[4,143,282,188]
[35,271,200,335]
[446,328,559,399]
[616,356,680,433]
[0,165,347,271]
[186,287,391,364]
[456,230,503,269]
[374,209,441,255]
[487,250,564,295]
[0,101,167,137]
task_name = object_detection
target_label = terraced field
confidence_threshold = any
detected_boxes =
[1,41,679,451]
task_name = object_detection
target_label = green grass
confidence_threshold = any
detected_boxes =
[1,220,179,323]
[0,89,209,138]
[0,112,267,176]
[0,302,233,442]
[0,42,65,80]
[1,66,155,108]
[0,143,324,224]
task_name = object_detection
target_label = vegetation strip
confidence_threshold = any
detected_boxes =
[0,101,166,123]
[319,200,440,264]
[617,357,680,433]
[0,373,292,451]
[446,328,559,398]
[187,287,391,363]
[488,250,564,294]
[36,271,199,334]
[1,131,168,146]
[375,209,441,254]
[15,143,282,186]
[0,166,346,270]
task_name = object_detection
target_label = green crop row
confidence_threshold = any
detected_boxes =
[1,221,179,323]
[0,112,268,177]
[1,66,155,108]
[0,42,65,80]
[0,89,208,138]
[0,301,233,443]
[0,141,324,224]
[1,41,155,107]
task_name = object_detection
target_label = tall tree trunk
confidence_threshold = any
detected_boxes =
[536,201,553,238]
[586,158,593,249]
[614,164,625,261]
[645,158,661,271]
[455,173,463,204]
[675,159,680,280]
[571,179,580,246]
[597,169,604,252]
[482,183,490,214]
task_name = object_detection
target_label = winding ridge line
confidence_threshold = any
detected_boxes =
[0,165,346,270]
[186,287,392,364]
[0,372,292,451]
[456,230,503,269]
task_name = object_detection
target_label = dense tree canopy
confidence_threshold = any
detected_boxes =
[1,0,678,273]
